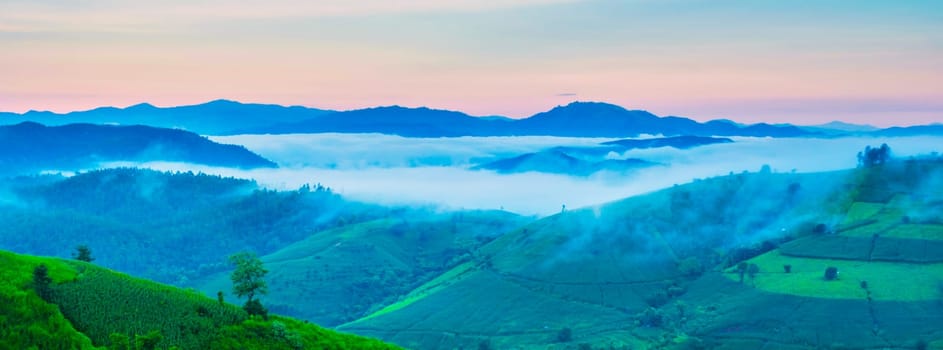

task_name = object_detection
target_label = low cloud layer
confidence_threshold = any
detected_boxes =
[112,134,943,216]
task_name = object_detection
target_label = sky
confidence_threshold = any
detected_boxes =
[1,0,941,126]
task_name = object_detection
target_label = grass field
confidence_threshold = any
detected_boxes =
[841,201,885,225]
[727,251,943,301]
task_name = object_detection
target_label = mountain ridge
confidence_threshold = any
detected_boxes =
[0,122,276,175]
[2,100,814,138]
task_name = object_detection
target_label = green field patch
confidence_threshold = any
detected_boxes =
[358,261,478,322]
[53,261,249,349]
[882,224,943,240]
[342,270,630,350]
[870,237,943,263]
[778,236,871,260]
[726,251,943,301]
[841,202,884,225]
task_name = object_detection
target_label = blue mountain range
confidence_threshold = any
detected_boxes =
[1,100,938,137]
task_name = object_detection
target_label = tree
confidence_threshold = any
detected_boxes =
[73,245,94,262]
[229,251,268,303]
[33,264,53,300]
[746,263,760,285]
[857,144,891,167]
[736,262,748,283]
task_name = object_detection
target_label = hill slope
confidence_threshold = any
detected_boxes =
[339,158,943,349]
[0,122,276,175]
[0,249,399,349]
[194,210,531,327]
[0,168,390,284]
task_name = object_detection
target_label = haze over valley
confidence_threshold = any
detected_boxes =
[2,0,942,349]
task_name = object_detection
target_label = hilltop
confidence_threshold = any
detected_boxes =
[0,249,399,349]
[0,122,276,175]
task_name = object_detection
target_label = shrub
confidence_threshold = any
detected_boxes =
[135,330,163,350]
[244,299,269,320]
[109,333,130,350]
[638,307,664,327]
[824,267,839,281]
[783,264,792,273]
[556,327,573,343]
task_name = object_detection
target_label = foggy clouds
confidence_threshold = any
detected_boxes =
[110,134,943,216]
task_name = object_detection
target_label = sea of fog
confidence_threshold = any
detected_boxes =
[111,134,943,216]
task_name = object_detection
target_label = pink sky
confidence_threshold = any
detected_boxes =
[2,0,941,126]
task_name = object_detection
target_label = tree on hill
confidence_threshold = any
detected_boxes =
[73,245,94,262]
[857,144,891,167]
[32,264,53,300]
[229,251,268,302]
[230,251,269,317]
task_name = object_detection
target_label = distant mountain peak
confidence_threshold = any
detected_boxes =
[532,101,655,121]
[812,120,879,132]
[126,102,156,110]
[205,98,241,105]
[555,101,631,112]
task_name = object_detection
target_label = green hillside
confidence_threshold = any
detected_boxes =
[195,210,530,326]
[0,250,400,350]
[339,158,943,349]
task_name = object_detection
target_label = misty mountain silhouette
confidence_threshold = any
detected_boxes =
[872,124,943,137]
[240,105,490,137]
[0,122,276,175]
[5,100,937,138]
[0,99,333,135]
[600,135,733,149]
[250,101,811,138]
[472,149,657,176]
[3,100,811,137]
[473,136,728,176]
